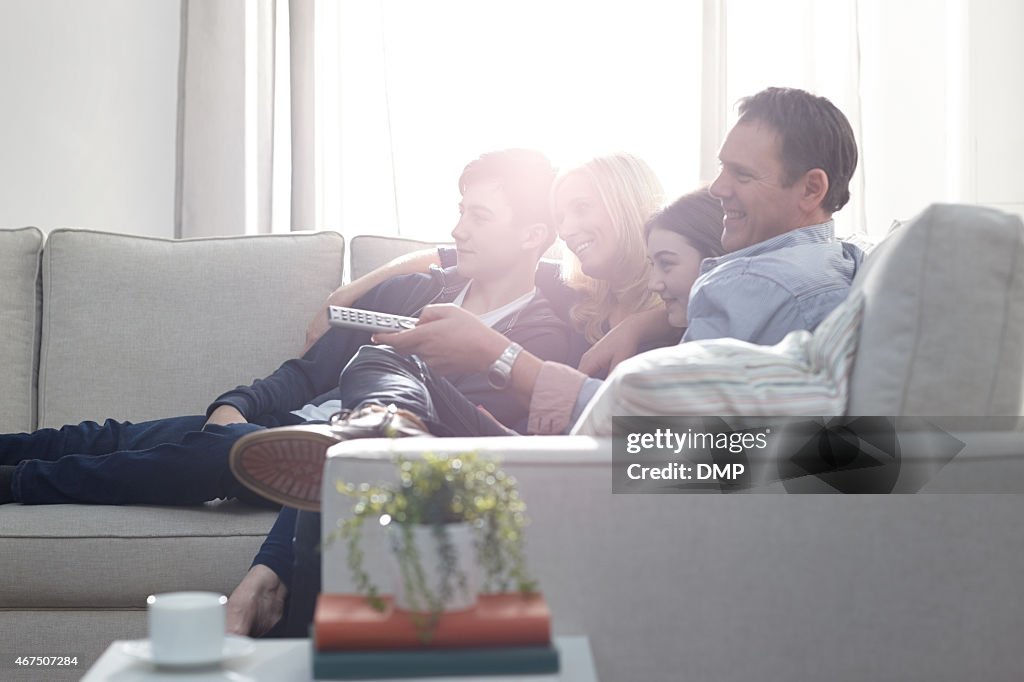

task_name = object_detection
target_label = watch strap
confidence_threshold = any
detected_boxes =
[487,342,524,390]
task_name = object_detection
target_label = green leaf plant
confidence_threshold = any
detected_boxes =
[327,452,537,640]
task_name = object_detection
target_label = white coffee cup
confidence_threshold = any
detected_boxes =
[146,591,227,666]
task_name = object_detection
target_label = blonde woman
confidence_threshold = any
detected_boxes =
[303,152,668,366]
[550,153,665,343]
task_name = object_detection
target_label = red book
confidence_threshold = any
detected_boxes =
[313,593,552,651]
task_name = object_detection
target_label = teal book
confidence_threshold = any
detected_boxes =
[311,643,561,679]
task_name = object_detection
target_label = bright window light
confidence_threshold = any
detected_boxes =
[321,0,703,242]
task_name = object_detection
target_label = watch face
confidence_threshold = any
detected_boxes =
[487,365,509,390]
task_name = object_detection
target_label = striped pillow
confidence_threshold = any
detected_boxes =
[572,290,865,436]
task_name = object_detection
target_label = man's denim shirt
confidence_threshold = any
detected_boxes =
[683,220,863,346]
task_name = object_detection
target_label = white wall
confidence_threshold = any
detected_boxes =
[0,0,180,237]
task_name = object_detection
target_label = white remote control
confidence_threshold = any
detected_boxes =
[327,306,418,334]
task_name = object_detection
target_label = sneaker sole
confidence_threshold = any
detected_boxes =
[229,429,338,512]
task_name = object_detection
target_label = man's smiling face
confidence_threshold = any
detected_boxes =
[709,120,809,252]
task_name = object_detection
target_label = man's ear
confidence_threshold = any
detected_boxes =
[520,222,555,256]
[800,168,830,212]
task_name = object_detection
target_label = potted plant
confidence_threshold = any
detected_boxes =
[330,451,537,637]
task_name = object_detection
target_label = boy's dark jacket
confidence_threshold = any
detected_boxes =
[207,266,582,434]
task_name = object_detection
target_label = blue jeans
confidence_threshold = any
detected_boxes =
[1,416,273,506]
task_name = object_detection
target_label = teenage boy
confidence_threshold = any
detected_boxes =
[0,149,576,507]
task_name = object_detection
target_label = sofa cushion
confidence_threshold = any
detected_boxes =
[846,203,1024,416]
[0,227,43,433]
[38,229,344,428]
[572,290,865,434]
[0,502,278,608]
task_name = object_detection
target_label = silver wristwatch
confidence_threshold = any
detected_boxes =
[486,342,523,390]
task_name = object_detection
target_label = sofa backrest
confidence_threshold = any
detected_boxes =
[348,235,442,281]
[0,227,44,433]
[846,203,1024,416]
[347,235,562,282]
[37,229,344,428]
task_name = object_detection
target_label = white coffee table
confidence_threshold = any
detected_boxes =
[82,636,598,681]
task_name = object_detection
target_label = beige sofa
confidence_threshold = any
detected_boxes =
[0,228,439,679]
[2,204,1024,681]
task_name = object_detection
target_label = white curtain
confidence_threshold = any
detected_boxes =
[177,0,975,241]
[722,0,867,237]
[722,0,972,238]
[176,0,309,237]
[315,0,705,243]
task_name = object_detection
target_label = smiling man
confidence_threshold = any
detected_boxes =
[685,86,863,345]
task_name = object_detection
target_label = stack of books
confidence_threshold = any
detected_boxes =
[311,593,560,679]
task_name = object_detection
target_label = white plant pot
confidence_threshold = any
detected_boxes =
[388,522,479,613]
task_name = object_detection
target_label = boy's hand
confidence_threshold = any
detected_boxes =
[303,248,443,353]
[226,564,288,636]
[204,405,247,428]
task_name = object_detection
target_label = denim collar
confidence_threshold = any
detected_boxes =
[699,220,836,275]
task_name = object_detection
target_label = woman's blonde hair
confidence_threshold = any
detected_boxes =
[554,153,665,343]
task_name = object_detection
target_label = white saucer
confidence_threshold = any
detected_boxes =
[121,635,255,668]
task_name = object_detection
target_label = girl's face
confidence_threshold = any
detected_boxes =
[646,227,706,327]
[554,172,619,280]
